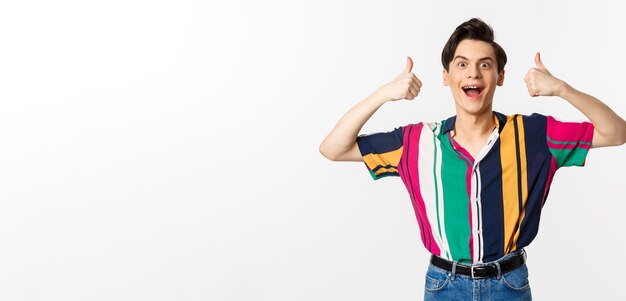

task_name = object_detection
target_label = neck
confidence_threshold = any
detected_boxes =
[454,110,495,139]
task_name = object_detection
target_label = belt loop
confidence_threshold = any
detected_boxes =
[450,261,457,281]
[494,261,502,280]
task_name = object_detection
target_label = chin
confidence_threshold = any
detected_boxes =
[458,103,492,116]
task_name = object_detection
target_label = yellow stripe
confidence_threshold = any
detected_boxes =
[500,115,519,253]
[512,116,529,249]
[373,166,398,176]
[493,112,500,129]
[363,147,403,175]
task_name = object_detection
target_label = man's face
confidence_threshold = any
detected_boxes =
[443,39,505,117]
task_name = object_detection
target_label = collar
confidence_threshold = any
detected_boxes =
[443,111,508,137]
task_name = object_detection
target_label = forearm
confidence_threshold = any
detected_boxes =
[558,83,626,145]
[319,90,389,159]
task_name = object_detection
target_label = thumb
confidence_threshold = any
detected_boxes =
[402,56,413,74]
[535,52,547,70]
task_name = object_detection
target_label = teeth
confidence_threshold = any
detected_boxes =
[463,86,479,90]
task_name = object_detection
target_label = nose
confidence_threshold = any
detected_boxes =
[466,65,482,79]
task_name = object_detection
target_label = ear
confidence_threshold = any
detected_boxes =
[497,69,505,86]
[443,69,450,86]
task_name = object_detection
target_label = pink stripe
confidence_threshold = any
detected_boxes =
[451,137,475,165]
[466,166,474,261]
[581,121,595,142]
[459,142,475,261]
[398,123,441,256]
[547,116,595,148]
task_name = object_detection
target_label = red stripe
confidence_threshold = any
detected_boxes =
[398,123,441,256]
[547,116,594,149]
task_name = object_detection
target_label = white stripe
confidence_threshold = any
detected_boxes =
[477,167,484,262]
[418,122,449,259]
[433,125,451,260]
[474,129,500,163]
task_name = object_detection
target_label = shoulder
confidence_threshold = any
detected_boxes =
[522,113,549,127]
[513,113,588,129]
[499,112,549,129]
[504,112,548,122]
[496,113,549,142]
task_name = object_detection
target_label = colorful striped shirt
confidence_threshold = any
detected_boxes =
[356,111,594,264]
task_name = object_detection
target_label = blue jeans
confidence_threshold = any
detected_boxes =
[423,251,532,301]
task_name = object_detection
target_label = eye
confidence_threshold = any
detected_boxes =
[457,62,466,68]
[480,62,490,68]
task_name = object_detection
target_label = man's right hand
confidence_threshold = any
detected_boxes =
[374,56,423,102]
[320,56,422,162]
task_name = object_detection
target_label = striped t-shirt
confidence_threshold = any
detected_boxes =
[356,111,594,264]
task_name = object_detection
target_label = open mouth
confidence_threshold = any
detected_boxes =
[462,85,483,98]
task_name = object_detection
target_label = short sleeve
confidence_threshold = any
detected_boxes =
[356,126,404,180]
[546,116,594,168]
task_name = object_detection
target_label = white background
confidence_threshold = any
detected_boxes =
[1,0,625,300]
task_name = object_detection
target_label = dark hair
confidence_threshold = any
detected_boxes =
[441,18,507,73]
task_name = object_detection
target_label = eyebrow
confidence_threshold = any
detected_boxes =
[453,55,494,62]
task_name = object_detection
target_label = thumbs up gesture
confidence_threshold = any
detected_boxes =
[524,52,566,97]
[375,56,423,102]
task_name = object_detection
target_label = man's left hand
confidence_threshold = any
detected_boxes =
[524,52,567,97]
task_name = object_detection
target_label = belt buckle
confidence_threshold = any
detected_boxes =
[470,265,478,279]
[470,264,489,279]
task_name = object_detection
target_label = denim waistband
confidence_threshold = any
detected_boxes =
[430,249,527,280]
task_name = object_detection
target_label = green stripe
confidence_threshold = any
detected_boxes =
[547,136,592,146]
[440,129,471,263]
[550,147,590,167]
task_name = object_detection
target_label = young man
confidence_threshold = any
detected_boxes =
[319,18,626,300]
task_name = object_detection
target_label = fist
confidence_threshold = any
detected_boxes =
[524,52,565,97]
[376,56,423,102]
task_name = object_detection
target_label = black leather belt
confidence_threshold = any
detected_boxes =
[430,250,527,279]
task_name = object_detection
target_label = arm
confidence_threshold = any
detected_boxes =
[319,56,422,161]
[318,92,388,161]
[524,52,626,148]
[558,86,626,148]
